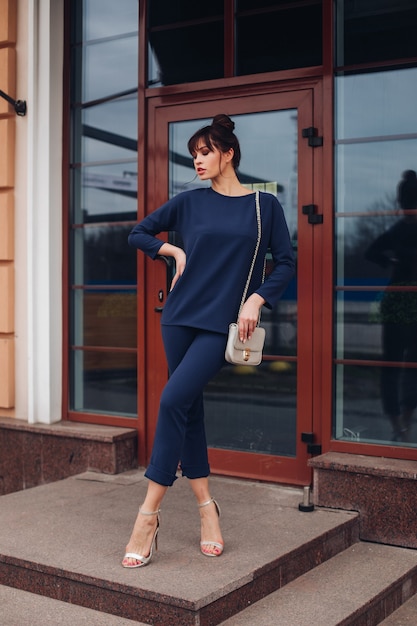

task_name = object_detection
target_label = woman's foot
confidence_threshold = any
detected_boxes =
[198,498,224,557]
[122,508,160,568]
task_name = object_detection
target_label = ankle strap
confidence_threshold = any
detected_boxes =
[198,498,215,509]
[139,508,160,516]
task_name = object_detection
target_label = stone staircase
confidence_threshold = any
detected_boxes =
[1,470,417,625]
[0,470,417,626]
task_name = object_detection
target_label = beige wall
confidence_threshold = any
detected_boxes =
[0,0,16,411]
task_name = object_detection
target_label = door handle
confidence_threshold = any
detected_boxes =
[155,254,174,314]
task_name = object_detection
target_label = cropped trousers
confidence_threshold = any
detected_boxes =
[144,325,227,487]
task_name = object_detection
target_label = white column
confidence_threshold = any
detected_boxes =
[26,0,64,423]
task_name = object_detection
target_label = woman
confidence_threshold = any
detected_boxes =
[123,114,295,568]
[365,170,417,442]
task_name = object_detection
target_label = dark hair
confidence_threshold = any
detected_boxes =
[397,170,417,209]
[187,114,241,169]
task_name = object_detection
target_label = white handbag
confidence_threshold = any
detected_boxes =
[225,190,266,366]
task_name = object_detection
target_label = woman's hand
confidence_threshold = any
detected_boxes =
[238,293,265,342]
[157,243,186,291]
[170,248,186,290]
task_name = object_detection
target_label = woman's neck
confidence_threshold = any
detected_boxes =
[211,174,252,197]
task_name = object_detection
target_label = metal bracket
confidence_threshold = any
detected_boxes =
[302,126,323,147]
[0,89,27,116]
[302,204,323,225]
[301,432,322,455]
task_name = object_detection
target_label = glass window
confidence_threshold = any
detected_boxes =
[336,0,417,67]
[236,3,322,75]
[69,1,139,419]
[335,68,417,140]
[72,36,138,103]
[148,0,223,26]
[82,0,139,41]
[148,22,224,86]
[147,1,322,86]
[334,67,417,447]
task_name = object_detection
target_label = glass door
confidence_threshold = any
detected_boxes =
[146,90,316,484]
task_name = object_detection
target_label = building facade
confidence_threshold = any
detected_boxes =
[1,0,416,491]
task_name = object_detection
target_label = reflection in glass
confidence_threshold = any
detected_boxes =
[72,291,137,349]
[148,22,223,87]
[83,0,138,41]
[335,140,417,214]
[168,111,298,457]
[236,5,322,75]
[335,1,417,67]
[71,162,138,224]
[335,68,417,140]
[334,364,391,443]
[72,225,137,285]
[148,0,223,26]
[71,349,137,416]
[365,170,417,442]
[205,362,297,456]
[335,291,384,361]
[334,165,417,446]
[70,2,139,419]
[80,96,138,163]
[73,36,138,103]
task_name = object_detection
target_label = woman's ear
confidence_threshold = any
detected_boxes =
[224,148,234,163]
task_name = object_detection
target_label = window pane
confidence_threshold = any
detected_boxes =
[70,2,139,421]
[71,163,138,224]
[73,96,138,164]
[205,363,297,456]
[335,141,417,214]
[71,291,137,348]
[148,0,223,26]
[334,65,417,447]
[70,350,137,416]
[83,0,138,41]
[236,5,322,75]
[333,363,412,444]
[336,0,417,67]
[148,22,224,86]
[335,68,417,139]
[72,36,138,103]
[71,225,137,285]
[238,0,307,8]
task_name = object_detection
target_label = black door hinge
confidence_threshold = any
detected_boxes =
[301,432,322,455]
[302,204,323,225]
[302,127,323,147]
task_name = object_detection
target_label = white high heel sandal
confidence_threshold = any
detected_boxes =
[198,497,224,557]
[122,508,160,568]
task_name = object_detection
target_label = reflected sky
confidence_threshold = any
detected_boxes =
[335,67,417,215]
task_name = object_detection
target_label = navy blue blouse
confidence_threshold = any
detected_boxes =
[128,188,295,334]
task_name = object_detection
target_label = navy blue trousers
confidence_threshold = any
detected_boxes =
[145,325,227,487]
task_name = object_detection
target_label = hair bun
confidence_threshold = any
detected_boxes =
[212,114,235,133]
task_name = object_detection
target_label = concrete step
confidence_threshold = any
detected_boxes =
[380,592,417,625]
[0,471,359,625]
[220,542,417,626]
[0,584,144,626]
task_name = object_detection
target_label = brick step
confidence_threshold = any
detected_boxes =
[220,542,417,626]
[0,472,359,625]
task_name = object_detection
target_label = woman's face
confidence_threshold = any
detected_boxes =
[192,141,233,181]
